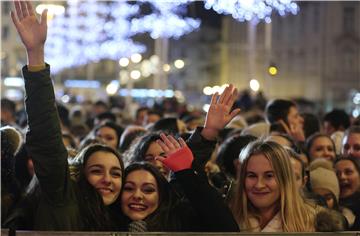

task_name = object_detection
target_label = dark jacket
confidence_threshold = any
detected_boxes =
[175,169,240,232]
[23,65,83,230]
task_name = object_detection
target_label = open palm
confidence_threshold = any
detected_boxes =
[204,84,241,131]
[11,1,47,51]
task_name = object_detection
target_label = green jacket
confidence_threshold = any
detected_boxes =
[23,65,82,230]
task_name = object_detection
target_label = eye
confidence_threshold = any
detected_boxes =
[89,168,102,175]
[123,184,134,192]
[111,171,122,178]
[142,187,156,194]
[246,173,256,178]
[265,172,274,179]
[144,155,154,161]
[354,145,360,151]
[344,144,350,150]
[345,169,353,175]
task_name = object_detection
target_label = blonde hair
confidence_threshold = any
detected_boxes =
[231,139,317,232]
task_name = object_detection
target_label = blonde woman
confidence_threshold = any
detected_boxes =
[232,140,320,232]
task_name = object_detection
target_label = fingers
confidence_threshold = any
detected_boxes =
[229,108,241,120]
[154,156,166,163]
[278,120,291,134]
[210,92,218,106]
[178,137,187,147]
[222,84,234,105]
[20,1,28,18]
[10,11,20,29]
[40,9,47,26]
[226,87,238,107]
[218,85,229,104]
[26,1,35,16]
[14,0,23,20]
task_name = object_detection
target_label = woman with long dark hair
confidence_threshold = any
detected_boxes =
[10,1,125,230]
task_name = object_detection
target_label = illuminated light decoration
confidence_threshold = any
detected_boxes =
[203,104,210,112]
[130,70,141,80]
[4,77,24,87]
[203,86,213,95]
[131,1,201,39]
[250,79,260,91]
[61,95,70,103]
[131,53,142,63]
[36,3,65,20]
[106,80,120,95]
[174,59,185,69]
[119,58,130,67]
[163,64,171,72]
[118,88,175,98]
[268,65,278,76]
[64,80,101,89]
[45,0,146,74]
[353,93,360,104]
[204,0,299,23]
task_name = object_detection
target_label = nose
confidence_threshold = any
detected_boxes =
[254,177,266,189]
[132,189,143,201]
[338,172,346,181]
[101,172,112,185]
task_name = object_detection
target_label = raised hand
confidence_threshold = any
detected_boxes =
[202,84,241,140]
[11,0,47,65]
[155,133,194,172]
[278,119,305,142]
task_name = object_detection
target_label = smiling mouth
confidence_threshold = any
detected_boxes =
[252,192,270,195]
[128,203,147,211]
[97,188,113,195]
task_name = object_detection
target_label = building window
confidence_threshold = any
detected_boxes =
[343,7,355,34]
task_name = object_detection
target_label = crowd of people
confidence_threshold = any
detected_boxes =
[2,0,360,233]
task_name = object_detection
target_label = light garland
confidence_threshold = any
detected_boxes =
[204,0,299,23]
[131,1,201,39]
[45,0,146,74]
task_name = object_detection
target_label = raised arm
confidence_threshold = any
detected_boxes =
[12,0,69,204]
[156,134,240,232]
[186,84,240,174]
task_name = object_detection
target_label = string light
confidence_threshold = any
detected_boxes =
[45,0,146,74]
[131,1,201,39]
[204,0,299,23]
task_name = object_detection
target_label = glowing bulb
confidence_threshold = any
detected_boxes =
[203,86,213,95]
[203,104,210,112]
[130,70,141,80]
[174,59,185,69]
[106,80,119,95]
[250,79,260,92]
[131,53,142,63]
[163,64,171,72]
[119,58,129,67]
[268,66,278,76]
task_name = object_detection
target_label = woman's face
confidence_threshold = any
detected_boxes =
[85,151,122,205]
[309,136,336,162]
[121,170,159,221]
[312,188,335,209]
[342,133,360,158]
[144,142,170,178]
[335,160,360,198]
[96,126,118,150]
[290,158,306,191]
[245,154,280,214]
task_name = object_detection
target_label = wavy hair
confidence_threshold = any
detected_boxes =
[232,140,317,232]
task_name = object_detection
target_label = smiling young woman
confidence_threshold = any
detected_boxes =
[232,140,320,232]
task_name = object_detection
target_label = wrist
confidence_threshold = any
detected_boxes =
[27,47,45,66]
[201,126,219,141]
